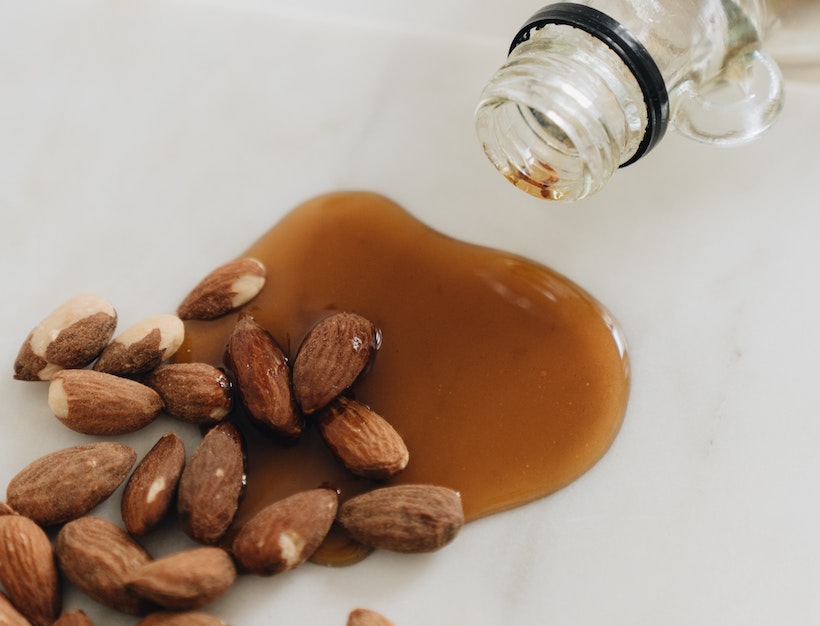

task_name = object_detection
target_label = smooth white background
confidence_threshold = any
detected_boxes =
[2,1,820,624]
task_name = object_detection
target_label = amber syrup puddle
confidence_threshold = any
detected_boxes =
[176,191,630,565]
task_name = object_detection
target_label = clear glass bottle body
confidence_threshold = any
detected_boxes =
[476,0,817,201]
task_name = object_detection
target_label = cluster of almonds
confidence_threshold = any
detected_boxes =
[2,258,464,626]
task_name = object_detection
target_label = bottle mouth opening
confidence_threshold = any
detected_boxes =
[475,4,671,201]
[476,97,595,201]
[511,3,668,170]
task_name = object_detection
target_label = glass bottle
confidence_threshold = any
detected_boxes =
[475,0,820,201]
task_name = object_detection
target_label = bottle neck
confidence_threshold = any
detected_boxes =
[476,22,655,200]
[476,2,785,201]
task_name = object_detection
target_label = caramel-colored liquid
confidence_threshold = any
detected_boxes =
[177,192,629,564]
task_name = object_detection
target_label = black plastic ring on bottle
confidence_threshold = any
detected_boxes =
[509,2,669,168]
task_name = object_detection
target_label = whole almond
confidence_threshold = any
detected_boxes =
[231,488,338,575]
[317,397,408,480]
[121,433,186,536]
[0,591,32,626]
[0,502,16,516]
[47,369,163,435]
[347,608,397,626]
[337,485,464,553]
[56,516,153,615]
[136,613,229,626]
[224,316,302,437]
[143,363,232,424]
[0,516,61,626]
[292,312,379,414]
[6,442,137,527]
[53,610,94,626]
[125,547,236,611]
[14,293,117,381]
[177,258,266,320]
[177,422,246,545]
[94,314,185,376]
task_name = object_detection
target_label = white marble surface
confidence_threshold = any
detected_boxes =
[2,1,820,624]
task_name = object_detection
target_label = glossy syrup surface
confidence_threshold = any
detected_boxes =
[177,192,630,564]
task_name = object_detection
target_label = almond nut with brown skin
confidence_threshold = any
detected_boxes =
[347,608,397,626]
[94,314,185,376]
[47,369,163,435]
[177,422,246,545]
[14,293,117,381]
[317,397,408,480]
[292,312,379,414]
[0,516,61,626]
[6,442,137,527]
[121,433,186,536]
[125,547,236,611]
[177,258,265,320]
[0,591,32,626]
[0,502,16,516]
[337,484,464,553]
[53,610,94,626]
[136,613,229,626]
[56,516,153,615]
[224,316,302,437]
[143,363,232,424]
[231,488,338,575]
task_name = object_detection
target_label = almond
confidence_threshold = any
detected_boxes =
[337,484,464,553]
[347,608,397,626]
[231,488,338,575]
[177,258,266,320]
[136,613,229,626]
[317,397,408,480]
[14,293,117,381]
[143,363,232,424]
[0,516,61,626]
[122,433,186,536]
[0,502,16,516]
[55,516,153,616]
[125,547,236,611]
[177,422,246,545]
[0,591,31,626]
[292,312,379,413]
[94,314,185,376]
[224,316,302,437]
[47,369,163,435]
[6,442,137,527]
[53,610,94,626]
[0,592,32,626]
